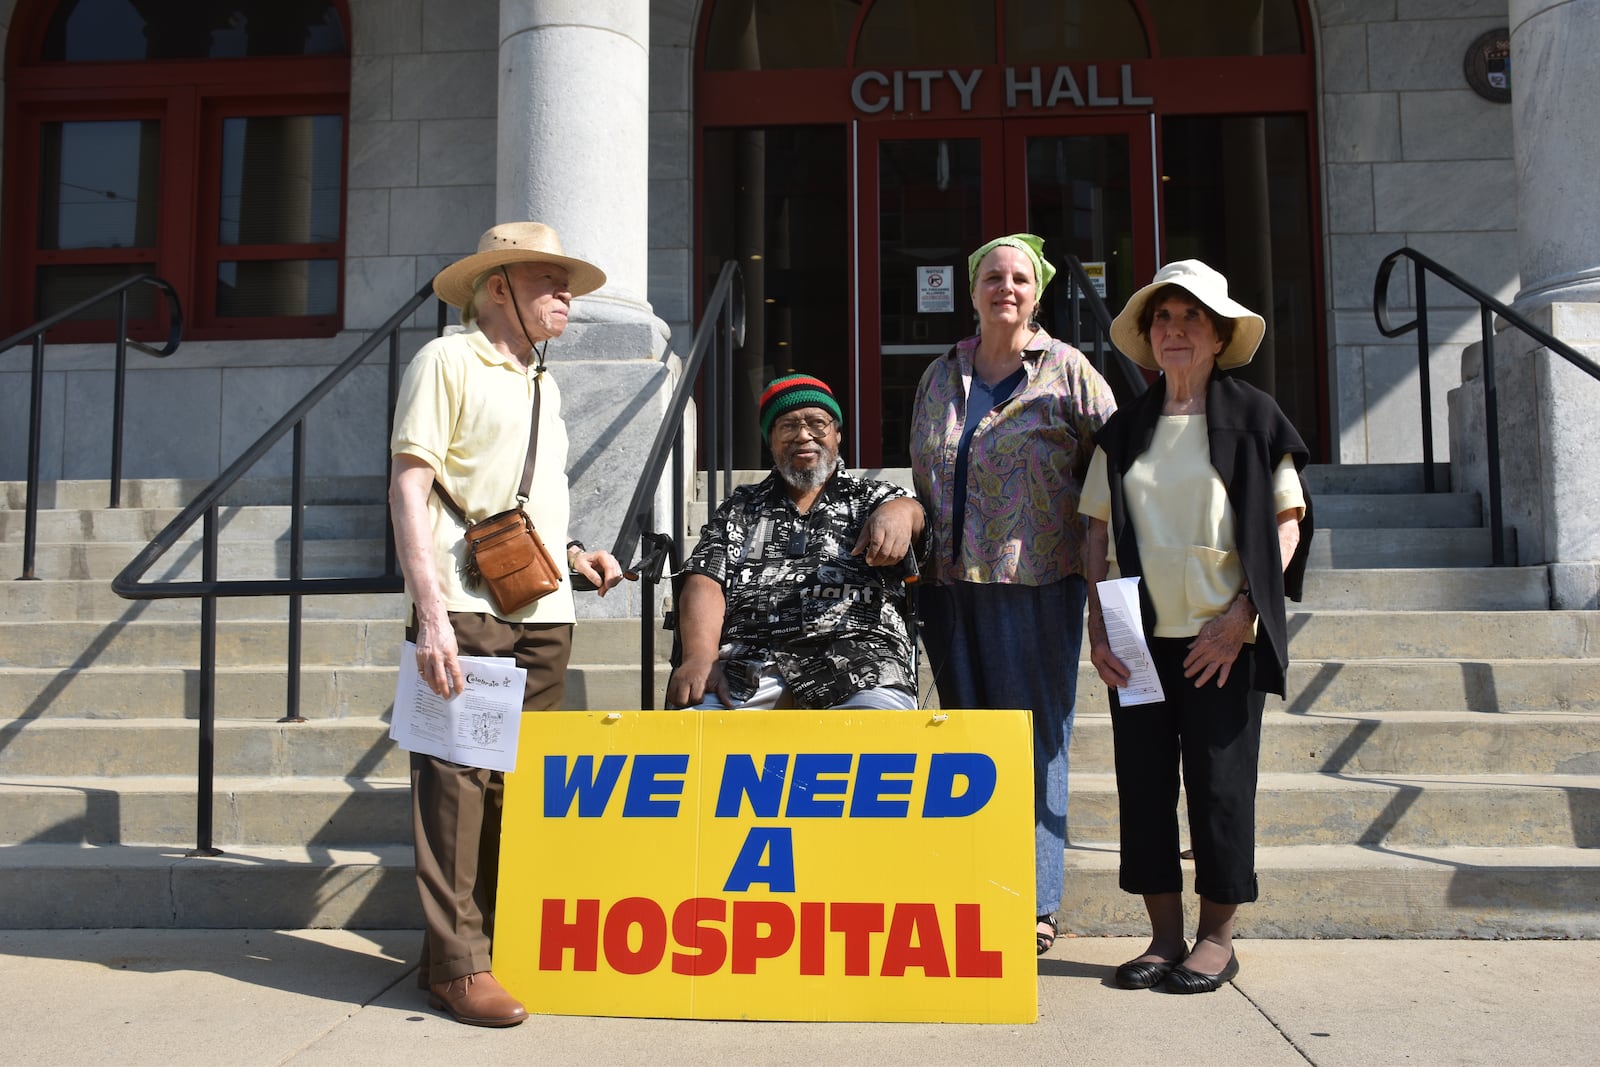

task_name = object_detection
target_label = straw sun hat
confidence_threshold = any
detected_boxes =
[432,221,606,309]
[1109,259,1265,371]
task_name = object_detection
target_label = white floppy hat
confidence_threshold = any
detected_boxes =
[432,221,606,308]
[1109,259,1265,371]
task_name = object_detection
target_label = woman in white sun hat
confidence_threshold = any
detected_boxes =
[1079,259,1314,994]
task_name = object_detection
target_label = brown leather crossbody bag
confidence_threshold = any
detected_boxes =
[434,372,562,616]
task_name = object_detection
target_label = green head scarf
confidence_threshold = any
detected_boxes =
[967,233,1056,295]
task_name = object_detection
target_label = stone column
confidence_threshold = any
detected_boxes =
[498,0,673,619]
[1469,0,1600,606]
[1510,0,1600,309]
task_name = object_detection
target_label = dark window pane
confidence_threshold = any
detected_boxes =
[1146,0,1302,58]
[702,126,848,466]
[856,0,996,66]
[42,0,348,61]
[1162,115,1317,453]
[704,0,857,70]
[35,263,158,322]
[37,120,160,251]
[220,116,343,245]
[216,259,339,317]
[1005,0,1149,63]
[875,137,986,466]
[1024,135,1135,350]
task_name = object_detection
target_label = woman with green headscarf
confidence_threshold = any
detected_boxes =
[909,233,1117,956]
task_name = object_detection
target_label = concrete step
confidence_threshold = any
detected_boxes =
[3,609,1590,672]
[0,775,412,847]
[0,619,402,669]
[0,477,387,511]
[1062,772,1600,848]
[3,768,1593,850]
[1302,462,1452,495]
[0,503,388,544]
[1305,527,1496,568]
[6,711,1597,780]
[0,663,674,719]
[7,655,1600,719]
[0,581,406,622]
[4,841,1595,936]
[1059,843,1599,939]
[1297,566,1548,610]
[1313,492,1480,529]
[0,539,391,582]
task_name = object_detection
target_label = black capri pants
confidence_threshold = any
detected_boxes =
[1109,635,1266,905]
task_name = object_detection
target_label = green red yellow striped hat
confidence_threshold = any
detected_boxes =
[758,373,843,438]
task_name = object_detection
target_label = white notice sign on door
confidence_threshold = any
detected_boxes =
[917,266,955,312]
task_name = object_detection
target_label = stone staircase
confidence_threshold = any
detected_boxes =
[1,467,1596,933]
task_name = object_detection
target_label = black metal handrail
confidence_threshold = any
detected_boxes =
[1373,246,1600,565]
[113,280,447,854]
[2,274,184,579]
[1059,255,1147,405]
[605,261,745,710]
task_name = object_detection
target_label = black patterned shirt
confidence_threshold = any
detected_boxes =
[681,467,918,708]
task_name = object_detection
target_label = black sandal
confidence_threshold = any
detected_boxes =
[1036,914,1058,955]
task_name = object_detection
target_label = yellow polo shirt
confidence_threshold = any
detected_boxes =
[1081,415,1304,638]
[391,328,575,623]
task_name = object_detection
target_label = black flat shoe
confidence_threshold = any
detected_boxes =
[1160,949,1240,994]
[1114,944,1189,990]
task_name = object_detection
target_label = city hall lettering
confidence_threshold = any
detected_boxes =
[851,64,1154,115]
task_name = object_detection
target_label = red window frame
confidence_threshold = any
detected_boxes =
[3,2,351,342]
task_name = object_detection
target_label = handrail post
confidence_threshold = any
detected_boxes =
[283,421,307,723]
[21,335,46,580]
[111,290,130,508]
[1414,268,1436,492]
[1480,306,1505,565]
[192,507,222,856]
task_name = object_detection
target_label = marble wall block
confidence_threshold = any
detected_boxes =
[1323,92,1402,162]
[388,186,495,255]
[1318,0,1399,26]
[0,369,67,481]
[418,119,496,186]
[1326,164,1376,233]
[1399,91,1513,161]
[421,0,497,51]
[348,120,419,190]
[392,52,498,120]
[346,257,420,330]
[350,0,423,56]
[1320,24,1371,93]
[1373,160,1515,231]
[1367,19,1507,92]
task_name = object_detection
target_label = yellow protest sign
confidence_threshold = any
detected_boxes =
[494,708,1036,1023]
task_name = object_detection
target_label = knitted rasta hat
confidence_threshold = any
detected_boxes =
[758,373,843,438]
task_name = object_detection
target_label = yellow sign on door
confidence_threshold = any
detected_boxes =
[494,708,1036,1023]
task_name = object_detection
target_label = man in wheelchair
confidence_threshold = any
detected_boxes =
[666,373,925,710]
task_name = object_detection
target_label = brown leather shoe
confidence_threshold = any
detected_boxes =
[427,971,528,1027]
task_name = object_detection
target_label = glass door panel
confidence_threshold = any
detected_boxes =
[1005,116,1155,363]
[855,121,1003,467]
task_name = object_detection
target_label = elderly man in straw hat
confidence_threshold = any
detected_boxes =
[389,221,624,1026]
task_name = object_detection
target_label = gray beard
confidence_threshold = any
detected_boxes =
[776,453,838,492]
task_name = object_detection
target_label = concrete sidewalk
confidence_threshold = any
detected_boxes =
[0,929,1591,1066]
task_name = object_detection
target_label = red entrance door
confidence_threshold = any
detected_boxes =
[854,113,1156,467]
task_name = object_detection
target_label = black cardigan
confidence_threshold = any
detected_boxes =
[1095,374,1314,697]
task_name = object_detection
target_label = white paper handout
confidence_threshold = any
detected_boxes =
[391,640,527,772]
[1095,577,1166,707]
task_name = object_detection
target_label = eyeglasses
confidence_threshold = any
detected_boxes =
[772,415,836,439]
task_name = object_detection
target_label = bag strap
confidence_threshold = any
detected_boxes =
[433,369,543,523]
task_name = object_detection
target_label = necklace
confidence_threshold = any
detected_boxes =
[1165,394,1204,415]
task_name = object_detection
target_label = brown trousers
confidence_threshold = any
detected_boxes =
[407,611,572,988]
